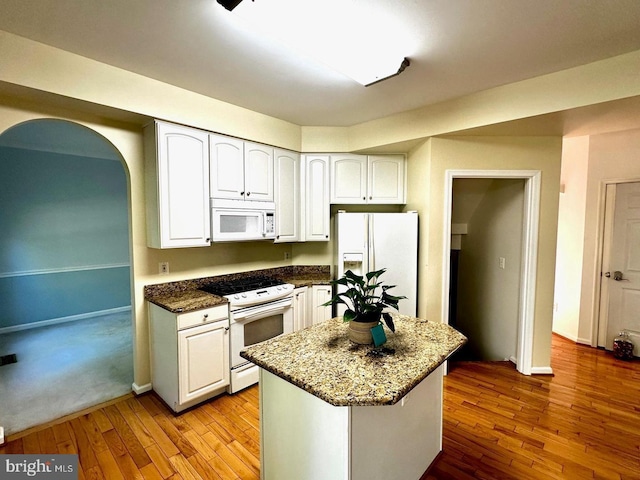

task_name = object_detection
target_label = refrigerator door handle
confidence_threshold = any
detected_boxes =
[369,215,375,271]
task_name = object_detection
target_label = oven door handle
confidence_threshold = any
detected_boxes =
[233,298,292,323]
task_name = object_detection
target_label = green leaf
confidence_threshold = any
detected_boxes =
[382,312,395,332]
[366,268,386,281]
[343,309,356,322]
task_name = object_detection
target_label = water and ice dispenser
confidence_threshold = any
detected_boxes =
[342,253,364,276]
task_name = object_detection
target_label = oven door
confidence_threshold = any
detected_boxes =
[230,296,293,369]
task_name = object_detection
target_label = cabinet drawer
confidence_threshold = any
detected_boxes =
[177,304,228,330]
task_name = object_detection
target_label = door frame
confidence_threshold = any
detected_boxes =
[594,178,640,348]
[443,169,541,375]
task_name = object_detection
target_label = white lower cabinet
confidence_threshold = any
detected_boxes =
[149,303,230,412]
[293,286,309,331]
[311,285,332,325]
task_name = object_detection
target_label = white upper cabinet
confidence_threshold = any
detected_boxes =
[330,154,406,204]
[244,142,274,202]
[209,134,244,199]
[330,154,368,204]
[210,135,274,202]
[144,120,211,248]
[303,154,330,242]
[367,154,406,204]
[274,148,300,243]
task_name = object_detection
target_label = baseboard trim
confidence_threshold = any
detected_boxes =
[0,306,132,335]
[552,328,579,343]
[132,383,152,395]
[530,366,554,375]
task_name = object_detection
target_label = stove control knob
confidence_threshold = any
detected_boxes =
[241,293,247,298]
[234,295,240,300]
[276,286,281,291]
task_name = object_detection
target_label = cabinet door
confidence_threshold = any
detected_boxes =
[154,121,211,248]
[330,154,367,204]
[368,155,406,204]
[178,321,230,405]
[244,142,274,201]
[311,285,332,325]
[274,149,300,242]
[304,155,330,242]
[210,134,245,199]
[293,287,308,331]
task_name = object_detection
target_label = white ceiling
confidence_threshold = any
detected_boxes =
[1,0,640,127]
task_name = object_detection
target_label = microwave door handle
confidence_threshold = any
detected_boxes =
[262,212,267,237]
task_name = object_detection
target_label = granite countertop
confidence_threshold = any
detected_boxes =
[145,265,331,313]
[241,314,467,407]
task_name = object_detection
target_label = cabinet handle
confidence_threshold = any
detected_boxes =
[240,191,245,196]
[224,326,230,332]
[203,314,208,322]
[369,196,372,200]
[247,192,251,196]
[362,197,366,200]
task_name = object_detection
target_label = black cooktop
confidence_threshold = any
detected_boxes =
[200,276,284,296]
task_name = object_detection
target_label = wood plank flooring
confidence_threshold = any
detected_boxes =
[425,335,640,480]
[2,334,639,479]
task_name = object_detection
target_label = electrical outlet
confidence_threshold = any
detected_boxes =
[499,257,506,269]
[284,252,291,260]
[159,262,169,274]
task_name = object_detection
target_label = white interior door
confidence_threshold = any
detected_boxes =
[604,181,640,354]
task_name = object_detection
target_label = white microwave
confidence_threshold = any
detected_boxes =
[211,198,276,242]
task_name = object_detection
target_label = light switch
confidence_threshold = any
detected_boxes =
[499,257,506,269]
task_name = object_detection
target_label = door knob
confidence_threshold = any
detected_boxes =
[606,271,625,281]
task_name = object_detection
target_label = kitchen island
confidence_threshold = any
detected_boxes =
[241,314,466,480]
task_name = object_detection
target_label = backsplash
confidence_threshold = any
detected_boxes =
[144,265,330,299]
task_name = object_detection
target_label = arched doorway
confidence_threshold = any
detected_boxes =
[0,119,133,436]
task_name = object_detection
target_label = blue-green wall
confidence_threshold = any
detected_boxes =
[0,144,130,329]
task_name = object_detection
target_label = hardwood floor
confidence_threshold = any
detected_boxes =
[426,335,640,480]
[2,334,639,479]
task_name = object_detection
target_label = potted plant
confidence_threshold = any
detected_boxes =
[323,268,405,344]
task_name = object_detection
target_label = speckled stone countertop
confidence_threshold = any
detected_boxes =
[145,265,330,313]
[241,314,467,407]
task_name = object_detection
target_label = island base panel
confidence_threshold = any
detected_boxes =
[260,369,349,480]
[259,367,443,480]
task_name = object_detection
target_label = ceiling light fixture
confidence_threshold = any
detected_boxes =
[217,0,411,86]
[216,0,243,11]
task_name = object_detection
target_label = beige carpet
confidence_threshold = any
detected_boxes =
[0,311,133,436]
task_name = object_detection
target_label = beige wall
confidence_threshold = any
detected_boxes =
[574,128,640,344]
[553,136,589,342]
[407,136,562,369]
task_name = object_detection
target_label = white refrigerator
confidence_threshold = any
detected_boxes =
[335,211,418,316]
